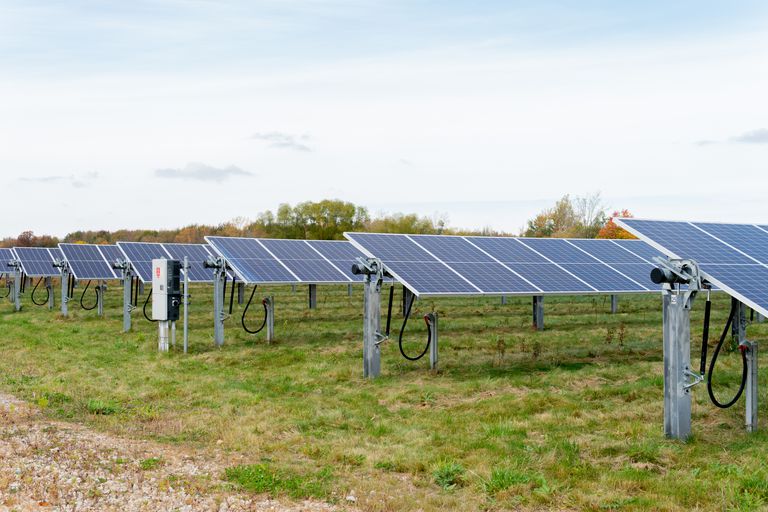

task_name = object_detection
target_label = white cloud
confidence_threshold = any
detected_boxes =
[154,163,253,182]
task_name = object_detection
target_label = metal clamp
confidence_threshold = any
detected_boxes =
[683,366,704,391]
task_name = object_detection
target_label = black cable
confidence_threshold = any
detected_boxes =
[385,285,394,337]
[143,288,158,322]
[229,275,236,315]
[80,280,98,311]
[68,275,75,299]
[241,285,268,334]
[133,277,140,307]
[699,297,711,376]
[707,297,748,409]
[20,272,26,294]
[398,293,431,361]
[31,278,50,306]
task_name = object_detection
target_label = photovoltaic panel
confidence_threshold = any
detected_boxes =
[161,243,216,282]
[98,245,124,266]
[12,247,59,277]
[205,237,300,284]
[259,239,353,283]
[616,219,768,317]
[410,235,539,293]
[1,248,17,274]
[116,242,171,283]
[59,243,118,280]
[305,240,367,282]
[610,239,665,262]
[346,233,663,296]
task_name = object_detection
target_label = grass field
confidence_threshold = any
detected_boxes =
[1,280,768,511]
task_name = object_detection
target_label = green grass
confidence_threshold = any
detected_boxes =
[1,281,767,510]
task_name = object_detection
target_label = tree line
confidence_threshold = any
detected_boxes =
[0,196,633,248]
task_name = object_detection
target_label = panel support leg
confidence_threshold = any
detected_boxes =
[46,277,54,310]
[363,274,383,378]
[96,280,105,317]
[402,285,413,317]
[348,284,353,297]
[732,301,758,432]
[183,257,189,354]
[501,296,507,305]
[237,281,245,305]
[158,320,169,352]
[60,266,69,317]
[211,260,227,347]
[308,284,317,309]
[427,312,438,371]
[532,296,544,330]
[611,295,619,314]
[265,296,275,343]
[13,270,21,312]
[122,269,133,332]
[662,290,695,440]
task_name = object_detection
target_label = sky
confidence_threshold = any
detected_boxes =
[1,0,768,237]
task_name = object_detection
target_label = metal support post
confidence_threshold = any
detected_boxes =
[171,321,176,348]
[757,311,765,323]
[138,280,145,296]
[291,284,296,293]
[265,296,275,343]
[60,265,70,317]
[532,296,544,330]
[427,312,438,371]
[158,321,169,352]
[183,257,189,354]
[121,266,133,332]
[348,284,353,297]
[611,295,619,314]
[661,290,694,439]
[308,284,317,309]
[732,301,758,432]
[13,269,21,312]
[96,280,105,317]
[237,281,245,305]
[45,277,54,310]
[363,274,382,378]
[501,296,507,305]
[210,257,227,347]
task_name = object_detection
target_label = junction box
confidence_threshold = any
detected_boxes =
[152,258,181,322]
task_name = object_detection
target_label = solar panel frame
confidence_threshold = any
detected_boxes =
[58,243,119,280]
[11,247,59,277]
[616,218,768,317]
[161,243,218,283]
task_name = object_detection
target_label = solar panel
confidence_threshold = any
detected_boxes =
[59,243,118,280]
[116,242,171,283]
[345,233,662,297]
[98,245,125,266]
[12,247,59,277]
[161,243,216,282]
[304,240,367,282]
[205,237,357,284]
[615,219,768,317]
[1,248,17,274]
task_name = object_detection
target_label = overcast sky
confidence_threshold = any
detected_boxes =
[2,1,768,237]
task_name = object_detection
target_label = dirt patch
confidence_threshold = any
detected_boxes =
[0,393,345,511]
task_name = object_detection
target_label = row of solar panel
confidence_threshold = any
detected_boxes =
[345,233,666,296]
[616,219,768,318]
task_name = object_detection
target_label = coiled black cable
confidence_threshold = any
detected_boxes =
[707,297,748,409]
[80,280,98,310]
[143,288,158,322]
[241,284,268,334]
[398,293,432,361]
[31,278,50,306]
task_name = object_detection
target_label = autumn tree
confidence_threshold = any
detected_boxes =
[596,209,636,239]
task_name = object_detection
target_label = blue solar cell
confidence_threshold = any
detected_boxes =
[12,247,58,277]
[517,238,597,264]
[117,242,170,282]
[559,264,648,291]
[692,223,768,263]
[98,245,124,266]
[305,240,366,281]
[464,237,548,263]
[609,239,665,263]
[205,237,298,283]
[162,243,216,282]
[702,264,768,311]
[567,239,648,264]
[384,261,479,294]
[59,244,117,280]
[346,233,441,262]
[609,263,657,287]
[504,263,595,293]
[0,248,14,272]
[410,235,495,263]
[619,220,754,264]
[447,262,539,293]
[259,239,351,282]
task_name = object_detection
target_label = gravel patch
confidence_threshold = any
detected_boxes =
[0,393,342,511]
